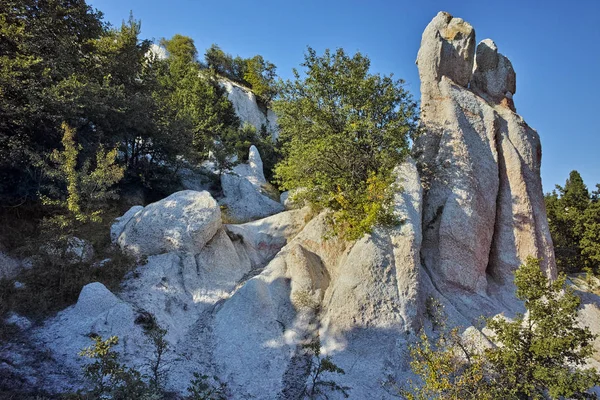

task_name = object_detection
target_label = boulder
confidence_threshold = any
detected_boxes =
[110,205,143,243]
[117,190,221,257]
[74,282,121,319]
[225,207,311,267]
[5,312,32,330]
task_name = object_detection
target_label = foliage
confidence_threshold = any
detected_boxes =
[159,36,241,162]
[302,337,350,399]
[204,44,278,105]
[545,171,594,273]
[581,199,600,269]
[79,335,150,399]
[40,123,124,236]
[273,47,418,240]
[485,257,599,399]
[0,0,104,204]
[145,325,169,392]
[243,55,278,104]
[403,328,493,400]
[407,257,600,399]
[186,373,228,400]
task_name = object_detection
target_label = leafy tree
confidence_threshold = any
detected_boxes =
[158,36,240,161]
[79,335,150,399]
[186,372,228,400]
[40,123,124,237]
[244,55,278,104]
[273,47,418,239]
[302,337,350,399]
[146,325,169,392]
[407,257,600,399]
[403,328,493,400]
[485,257,599,399]
[0,0,104,204]
[581,200,600,269]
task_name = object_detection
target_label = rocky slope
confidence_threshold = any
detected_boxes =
[3,11,598,400]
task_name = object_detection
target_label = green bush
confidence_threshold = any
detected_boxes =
[405,257,600,399]
[273,47,418,240]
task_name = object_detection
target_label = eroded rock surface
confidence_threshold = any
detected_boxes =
[415,11,556,294]
[220,146,284,223]
[1,11,564,400]
[116,190,221,257]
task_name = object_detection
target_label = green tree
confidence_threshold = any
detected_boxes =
[407,257,600,399]
[581,200,600,269]
[403,328,493,400]
[545,171,599,272]
[0,0,104,204]
[244,55,278,104]
[79,335,150,399]
[485,257,599,399]
[273,47,418,239]
[158,36,240,161]
[302,337,350,399]
[41,123,124,237]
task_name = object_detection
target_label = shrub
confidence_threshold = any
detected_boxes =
[273,47,418,240]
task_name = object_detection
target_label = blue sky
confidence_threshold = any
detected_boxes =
[89,0,600,192]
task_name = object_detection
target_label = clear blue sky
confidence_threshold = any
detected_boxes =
[89,0,600,192]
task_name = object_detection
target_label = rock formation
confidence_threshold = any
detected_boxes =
[415,11,556,296]
[220,79,279,139]
[1,11,567,400]
[220,145,285,223]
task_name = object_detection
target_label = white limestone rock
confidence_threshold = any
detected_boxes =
[220,79,279,139]
[110,205,143,243]
[5,312,32,330]
[225,207,311,267]
[120,227,252,344]
[220,146,284,223]
[213,217,337,398]
[74,282,120,318]
[117,190,221,257]
[34,282,147,387]
[0,252,21,280]
[472,39,516,104]
[415,12,555,293]
[416,11,476,90]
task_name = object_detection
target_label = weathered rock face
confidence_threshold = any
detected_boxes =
[472,39,517,109]
[220,146,285,223]
[2,12,563,400]
[220,79,279,138]
[116,190,221,257]
[415,11,556,294]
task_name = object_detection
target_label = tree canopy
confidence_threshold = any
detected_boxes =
[545,171,600,273]
[273,47,419,239]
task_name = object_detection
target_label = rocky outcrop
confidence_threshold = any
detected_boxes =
[415,11,556,294]
[220,146,285,223]
[116,190,221,257]
[220,79,279,139]
[2,12,563,400]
